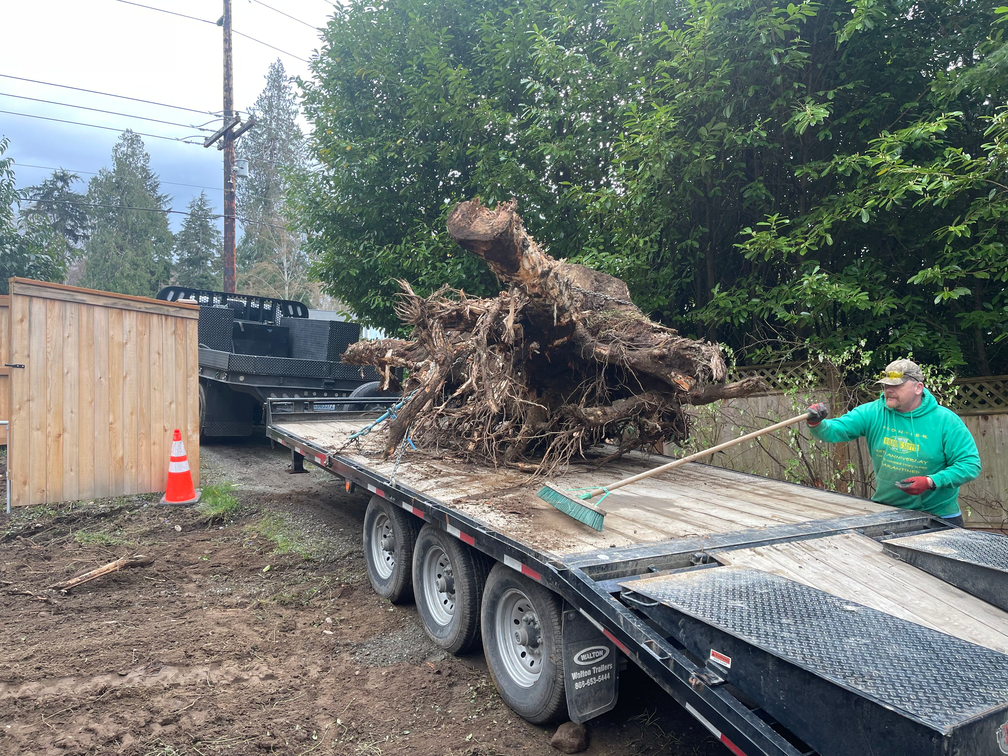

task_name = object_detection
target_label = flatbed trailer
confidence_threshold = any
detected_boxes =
[266,398,1008,756]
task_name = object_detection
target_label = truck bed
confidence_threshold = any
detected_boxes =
[271,413,1008,654]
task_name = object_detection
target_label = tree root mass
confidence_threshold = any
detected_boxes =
[343,199,764,473]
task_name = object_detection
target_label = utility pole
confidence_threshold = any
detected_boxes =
[222,0,236,293]
[205,0,255,293]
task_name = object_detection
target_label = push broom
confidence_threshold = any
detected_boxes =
[537,409,823,531]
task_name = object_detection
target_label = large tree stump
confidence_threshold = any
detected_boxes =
[343,198,764,471]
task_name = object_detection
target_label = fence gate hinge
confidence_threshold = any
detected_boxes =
[4,363,24,369]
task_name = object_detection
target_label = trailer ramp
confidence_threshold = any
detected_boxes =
[622,567,1008,756]
[883,529,1008,612]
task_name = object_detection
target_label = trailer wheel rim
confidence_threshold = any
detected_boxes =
[370,512,395,580]
[494,587,543,688]
[420,545,455,626]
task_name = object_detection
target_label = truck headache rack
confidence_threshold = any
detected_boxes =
[157,285,308,322]
[159,288,387,437]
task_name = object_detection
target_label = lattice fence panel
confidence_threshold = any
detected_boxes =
[949,376,1008,415]
[732,362,829,394]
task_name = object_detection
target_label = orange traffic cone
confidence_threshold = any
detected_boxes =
[161,429,201,505]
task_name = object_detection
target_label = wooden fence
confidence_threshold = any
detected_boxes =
[5,279,200,507]
[0,295,8,443]
[687,366,1008,530]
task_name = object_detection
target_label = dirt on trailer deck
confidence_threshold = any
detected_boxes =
[0,438,723,756]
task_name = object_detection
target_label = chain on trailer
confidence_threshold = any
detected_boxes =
[388,422,415,486]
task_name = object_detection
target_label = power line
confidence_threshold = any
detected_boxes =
[116,0,309,63]
[0,92,215,133]
[116,0,216,26]
[22,196,293,232]
[0,73,217,117]
[0,109,204,145]
[250,0,318,30]
[13,162,221,193]
[232,29,309,63]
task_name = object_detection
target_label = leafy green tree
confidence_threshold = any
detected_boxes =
[81,131,173,297]
[236,60,313,302]
[0,137,66,293]
[294,0,531,330]
[695,0,1007,374]
[19,168,89,276]
[173,191,221,290]
[297,0,1005,373]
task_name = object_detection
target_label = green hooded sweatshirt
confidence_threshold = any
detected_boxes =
[810,389,980,517]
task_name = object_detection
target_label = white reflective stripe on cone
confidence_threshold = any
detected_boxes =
[171,439,186,456]
[169,460,190,473]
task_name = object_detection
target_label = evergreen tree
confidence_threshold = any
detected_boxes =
[173,192,222,290]
[0,137,65,293]
[20,168,89,275]
[81,131,173,297]
[236,59,312,302]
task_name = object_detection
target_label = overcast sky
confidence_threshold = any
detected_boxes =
[1,0,334,231]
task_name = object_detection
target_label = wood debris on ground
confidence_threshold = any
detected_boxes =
[343,198,765,473]
[49,555,155,592]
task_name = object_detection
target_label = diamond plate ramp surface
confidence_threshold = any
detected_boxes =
[884,529,1008,611]
[886,529,1008,570]
[623,567,1008,756]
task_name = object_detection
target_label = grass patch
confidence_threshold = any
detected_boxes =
[74,528,129,547]
[20,503,64,520]
[197,483,242,523]
[248,512,315,559]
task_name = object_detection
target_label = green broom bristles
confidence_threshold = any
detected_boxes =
[537,485,606,531]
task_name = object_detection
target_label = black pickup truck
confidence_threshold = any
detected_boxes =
[156,286,383,437]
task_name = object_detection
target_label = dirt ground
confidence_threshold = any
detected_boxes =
[0,438,724,756]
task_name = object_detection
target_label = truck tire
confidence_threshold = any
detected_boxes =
[198,382,207,438]
[346,380,398,412]
[413,525,490,654]
[481,562,567,724]
[363,496,420,603]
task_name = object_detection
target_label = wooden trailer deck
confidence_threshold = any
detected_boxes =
[274,416,885,550]
[272,414,1008,654]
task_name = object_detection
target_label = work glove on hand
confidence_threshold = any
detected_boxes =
[895,476,935,496]
[806,403,829,427]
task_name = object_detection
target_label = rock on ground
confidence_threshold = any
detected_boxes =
[551,721,589,753]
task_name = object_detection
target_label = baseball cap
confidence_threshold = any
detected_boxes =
[876,359,925,385]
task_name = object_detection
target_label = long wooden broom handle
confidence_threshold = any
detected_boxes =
[587,412,812,498]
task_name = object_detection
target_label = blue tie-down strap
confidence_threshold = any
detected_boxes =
[347,390,418,441]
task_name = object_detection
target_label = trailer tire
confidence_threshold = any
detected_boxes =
[481,563,567,724]
[363,496,420,603]
[413,525,489,654]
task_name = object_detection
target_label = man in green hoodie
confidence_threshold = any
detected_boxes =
[806,359,980,526]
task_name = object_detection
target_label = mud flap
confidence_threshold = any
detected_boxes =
[562,609,619,724]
